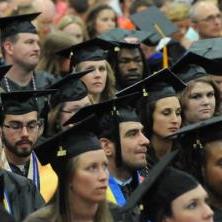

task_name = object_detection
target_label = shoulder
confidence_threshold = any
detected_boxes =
[24,205,55,222]
[34,71,56,88]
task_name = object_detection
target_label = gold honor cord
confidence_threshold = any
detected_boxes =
[154,23,169,68]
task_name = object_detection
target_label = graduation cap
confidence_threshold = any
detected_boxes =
[57,38,119,67]
[120,150,198,219]
[0,89,57,115]
[131,6,179,68]
[63,92,141,167]
[167,115,222,146]
[170,52,212,83]
[122,163,198,222]
[130,6,178,45]
[0,65,12,82]
[116,68,186,97]
[98,28,154,47]
[188,38,222,75]
[48,69,92,107]
[34,115,101,214]
[0,13,40,41]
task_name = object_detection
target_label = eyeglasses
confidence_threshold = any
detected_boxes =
[197,13,222,23]
[3,120,41,133]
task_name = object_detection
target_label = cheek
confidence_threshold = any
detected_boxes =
[81,75,93,86]
[206,164,222,182]
[72,173,95,195]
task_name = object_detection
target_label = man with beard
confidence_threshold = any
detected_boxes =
[0,90,58,203]
[0,13,55,92]
[116,44,149,90]
[63,94,150,206]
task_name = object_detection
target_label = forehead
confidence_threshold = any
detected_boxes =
[97,8,115,17]
[4,111,38,122]
[76,149,107,166]
[119,121,143,132]
[196,3,220,18]
[206,140,222,156]
[155,96,180,109]
[17,33,39,41]
[79,59,106,68]
[118,47,142,58]
[190,81,214,93]
[173,185,206,204]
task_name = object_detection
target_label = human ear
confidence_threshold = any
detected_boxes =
[100,137,114,157]
[3,41,14,56]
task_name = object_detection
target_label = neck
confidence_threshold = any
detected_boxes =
[90,93,101,104]
[71,197,98,222]
[209,190,222,209]
[4,148,30,165]
[151,135,173,159]
[108,159,133,181]
[6,64,33,86]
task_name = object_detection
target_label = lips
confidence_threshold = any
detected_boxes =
[168,127,179,132]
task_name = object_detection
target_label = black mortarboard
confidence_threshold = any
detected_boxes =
[34,115,101,214]
[171,52,210,83]
[35,115,101,171]
[63,93,141,167]
[57,38,118,66]
[122,161,198,222]
[63,92,141,126]
[48,69,92,107]
[0,65,12,81]
[0,13,40,41]
[130,6,178,45]
[1,89,57,115]
[98,28,153,47]
[121,150,178,209]
[189,38,222,75]
[116,68,186,97]
[167,115,222,145]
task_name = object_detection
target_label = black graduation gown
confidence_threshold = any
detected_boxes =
[0,205,15,222]
[1,169,44,222]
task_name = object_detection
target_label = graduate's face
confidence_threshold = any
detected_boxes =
[79,60,107,98]
[63,23,84,44]
[60,96,91,129]
[152,97,182,138]
[183,82,216,124]
[95,9,116,35]
[1,111,40,157]
[165,185,213,222]
[70,150,108,203]
[117,48,144,88]
[6,33,40,70]
[203,140,222,198]
[119,121,149,169]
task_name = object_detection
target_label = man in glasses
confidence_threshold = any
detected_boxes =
[0,90,58,203]
[189,1,222,39]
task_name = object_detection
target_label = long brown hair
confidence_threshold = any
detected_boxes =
[75,60,116,103]
[178,76,221,124]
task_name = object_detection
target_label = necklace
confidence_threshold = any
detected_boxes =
[4,74,37,92]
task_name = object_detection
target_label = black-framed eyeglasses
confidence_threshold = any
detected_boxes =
[3,120,41,133]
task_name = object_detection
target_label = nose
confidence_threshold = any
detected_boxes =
[202,203,214,220]
[140,132,150,147]
[33,43,40,53]
[201,95,211,105]
[21,126,29,137]
[93,68,102,78]
[98,167,108,182]
[108,19,116,28]
[127,61,139,71]
[171,112,181,124]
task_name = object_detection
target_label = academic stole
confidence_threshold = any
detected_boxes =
[1,150,40,190]
[107,173,142,206]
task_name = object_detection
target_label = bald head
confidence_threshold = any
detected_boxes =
[190,1,222,39]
